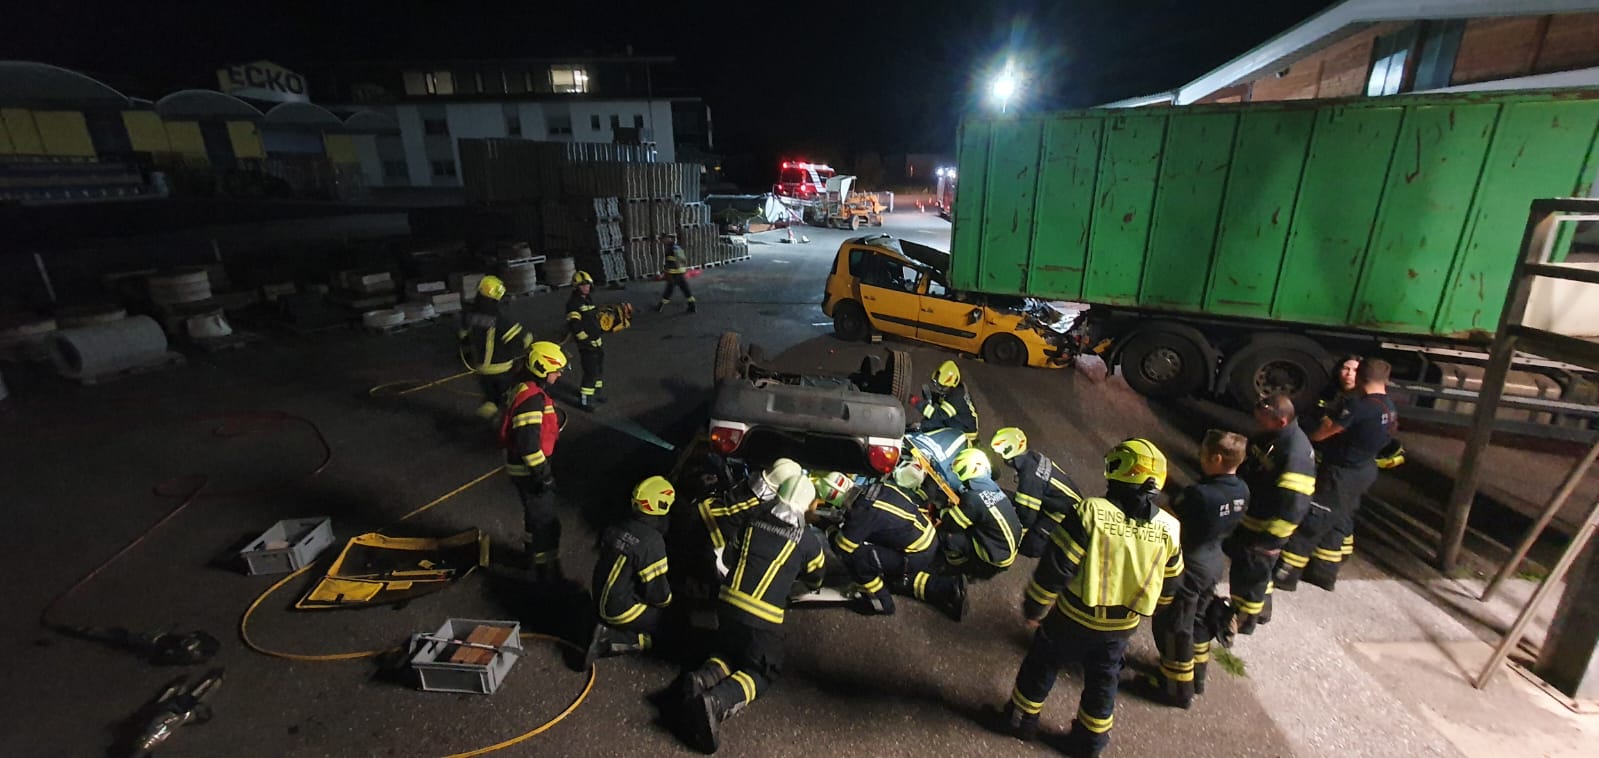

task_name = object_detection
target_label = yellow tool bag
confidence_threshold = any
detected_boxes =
[296,529,488,609]
[597,303,633,333]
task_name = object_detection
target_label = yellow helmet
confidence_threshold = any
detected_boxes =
[933,360,961,389]
[952,448,991,482]
[526,341,568,378]
[572,271,595,287]
[990,427,1028,461]
[1105,438,1168,490]
[814,471,854,508]
[478,275,507,301]
[631,475,675,516]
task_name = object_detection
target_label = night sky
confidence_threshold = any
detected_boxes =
[5,0,1335,173]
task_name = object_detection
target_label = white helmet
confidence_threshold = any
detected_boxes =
[776,475,817,518]
[891,455,926,490]
[750,457,802,499]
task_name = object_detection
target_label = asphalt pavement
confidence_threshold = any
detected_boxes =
[2,211,1593,757]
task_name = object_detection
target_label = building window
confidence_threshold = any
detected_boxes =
[590,114,601,130]
[609,114,621,130]
[383,160,408,179]
[402,71,428,96]
[455,68,480,95]
[550,65,590,93]
[423,118,449,136]
[1366,25,1419,96]
[1412,20,1466,91]
[507,115,522,137]
[431,160,457,177]
[506,68,528,94]
[484,68,507,95]
[548,114,573,136]
[425,70,456,95]
[633,114,645,129]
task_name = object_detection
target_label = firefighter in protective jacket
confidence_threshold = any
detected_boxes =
[911,360,979,444]
[1003,438,1184,757]
[1224,393,1315,634]
[565,271,606,410]
[681,476,825,753]
[583,476,677,667]
[939,448,1022,578]
[460,275,533,418]
[501,342,568,581]
[657,238,696,313]
[990,427,1087,558]
[815,469,967,621]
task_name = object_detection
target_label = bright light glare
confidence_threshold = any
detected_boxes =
[993,70,1017,101]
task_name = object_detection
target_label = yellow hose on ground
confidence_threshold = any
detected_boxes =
[368,369,476,398]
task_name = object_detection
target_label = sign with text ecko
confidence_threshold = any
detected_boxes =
[216,61,309,103]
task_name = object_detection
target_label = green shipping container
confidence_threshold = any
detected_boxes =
[949,90,1599,338]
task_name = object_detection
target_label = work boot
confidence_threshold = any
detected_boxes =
[475,401,500,419]
[687,300,697,314]
[935,575,968,622]
[1303,562,1338,592]
[1002,702,1039,742]
[680,665,724,702]
[854,592,893,616]
[1274,565,1302,592]
[1233,611,1259,637]
[1162,675,1195,710]
[578,394,592,412]
[655,300,668,313]
[686,691,745,754]
[1194,666,1208,696]
[582,624,647,669]
[594,388,608,404]
[1060,726,1105,758]
[530,558,563,584]
[1257,593,1274,626]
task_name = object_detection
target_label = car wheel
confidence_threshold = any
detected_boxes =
[832,301,869,341]
[1117,326,1211,398]
[714,331,744,383]
[1225,337,1330,411]
[887,349,914,404]
[981,334,1028,367]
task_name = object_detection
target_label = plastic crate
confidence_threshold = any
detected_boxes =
[410,618,523,695]
[239,517,334,575]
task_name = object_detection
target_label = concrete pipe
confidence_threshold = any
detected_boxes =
[148,268,212,306]
[49,315,168,381]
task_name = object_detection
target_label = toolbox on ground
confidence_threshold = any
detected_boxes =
[239,517,334,575]
[409,618,523,695]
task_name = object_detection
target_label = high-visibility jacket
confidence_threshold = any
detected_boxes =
[501,382,558,480]
[942,477,1021,569]
[593,515,672,626]
[664,245,687,276]
[459,299,531,374]
[1024,497,1184,632]
[1229,425,1316,553]
[831,482,936,556]
[565,292,603,350]
[718,510,826,629]
[1006,450,1085,535]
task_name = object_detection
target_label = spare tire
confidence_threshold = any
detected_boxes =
[714,331,745,383]
[888,349,913,404]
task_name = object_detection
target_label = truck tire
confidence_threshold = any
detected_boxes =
[1225,336,1330,410]
[832,301,869,342]
[981,334,1028,367]
[714,331,744,383]
[888,349,913,404]
[850,215,863,231]
[1117,325,1211,398]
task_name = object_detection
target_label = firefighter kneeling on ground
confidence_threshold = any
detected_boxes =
[680,476,825,754]
[460,274,533,419]
[813,462,967,621]
[938,448,1022,579]
[1151,430,1249,709]
[910,360,979,444]
[501,341,569,581]
[990,427,1087,558]
[1003,439,1184,758]
[584,475,677,667]
[565,270,606,410]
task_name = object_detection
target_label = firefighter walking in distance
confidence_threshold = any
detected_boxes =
[1151,430,1249,708]
[814,468,967,621]
[460,275,533,419]
[681,476,825,753]
[565,271,606,410]
[939,448,1022,579]
[1224,393,1315,635]
[1277,359,1398,592]
[911,360,979,444]
[656,237,696,313]
[501,342,569,581]
[1003,439,1184,757]
[990,427,1087,558]
[584,476,677,667]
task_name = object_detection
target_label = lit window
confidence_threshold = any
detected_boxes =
[426,70,455,96]
[402,71,428,96]
[550,65,590,94]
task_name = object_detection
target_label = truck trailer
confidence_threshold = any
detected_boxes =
[948,89,1599,433]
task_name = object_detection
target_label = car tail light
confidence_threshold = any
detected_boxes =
[709,423,746,455]
[867,443,901,474]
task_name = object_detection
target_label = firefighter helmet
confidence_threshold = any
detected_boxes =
[632,475,675,516]
[776,474,817,516]
[1105,438,1168,490]
[762,458,804,492]
[990,427,1028,461]
[814,471,854,508]
[933,360,961,389]
[478,275,507,301]
[952,448,991,482]
[526,341,568,379]
[572,270,594,287]
[891,455,926,490]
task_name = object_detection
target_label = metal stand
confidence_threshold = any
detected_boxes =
[1481,436,1599,602]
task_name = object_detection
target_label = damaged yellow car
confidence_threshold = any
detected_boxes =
[821,235,1077,367]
